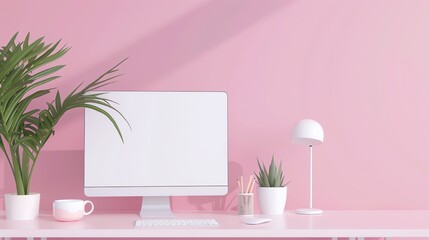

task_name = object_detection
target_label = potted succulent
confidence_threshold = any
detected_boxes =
[0,33,126,220]
[255,155,289,215]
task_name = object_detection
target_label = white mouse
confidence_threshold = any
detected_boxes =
[242,217,272,225]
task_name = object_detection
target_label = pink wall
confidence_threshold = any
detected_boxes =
[2,0,429,224]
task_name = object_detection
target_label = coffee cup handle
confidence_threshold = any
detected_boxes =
[83,200,94,215]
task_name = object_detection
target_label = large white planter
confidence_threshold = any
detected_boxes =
[4,193,40,220]
[257,187,287,215]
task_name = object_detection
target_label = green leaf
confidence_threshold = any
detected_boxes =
[28,65,64,81]
[268,155,276,187]
[275,160,284,187]
[55,91,61,109]
[0,32,18,62]
[76,104,124,142]
[21,149,30,188]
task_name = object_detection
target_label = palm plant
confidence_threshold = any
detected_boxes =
[0,33,126,195]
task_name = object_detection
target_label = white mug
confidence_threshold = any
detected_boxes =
[53,199,94,222]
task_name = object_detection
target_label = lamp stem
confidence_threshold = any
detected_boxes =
[309,144,313,209]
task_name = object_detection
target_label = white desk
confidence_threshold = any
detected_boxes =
[1,211,429,239]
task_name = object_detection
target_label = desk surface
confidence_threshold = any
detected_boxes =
[1,210,429,238]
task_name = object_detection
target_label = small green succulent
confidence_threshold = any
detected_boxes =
[255,155,288,187]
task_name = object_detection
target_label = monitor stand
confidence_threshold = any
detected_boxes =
[140,196,174,218]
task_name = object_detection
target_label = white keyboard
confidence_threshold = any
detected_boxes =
[134,218,219,227]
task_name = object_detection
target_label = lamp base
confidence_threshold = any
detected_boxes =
[295,208,323,215]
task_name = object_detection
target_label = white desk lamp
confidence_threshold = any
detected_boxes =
[291,119,324,215]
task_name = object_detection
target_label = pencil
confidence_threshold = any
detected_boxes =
[237,179,241,193]
[249,177,256,193]
[245,175,253,193]
[240,176,244,193]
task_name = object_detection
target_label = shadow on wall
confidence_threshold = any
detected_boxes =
[119,0,294,86]
[43,0,294,127]
[182,161,243,211]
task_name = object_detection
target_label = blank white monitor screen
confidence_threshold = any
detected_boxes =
[84,91,228,198]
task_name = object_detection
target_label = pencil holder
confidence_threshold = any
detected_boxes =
[237,193,254,216]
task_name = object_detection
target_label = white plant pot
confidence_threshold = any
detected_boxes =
[257,187,287,215]
[4,193,40,220]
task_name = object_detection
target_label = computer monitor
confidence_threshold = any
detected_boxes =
[84,91,228,217]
